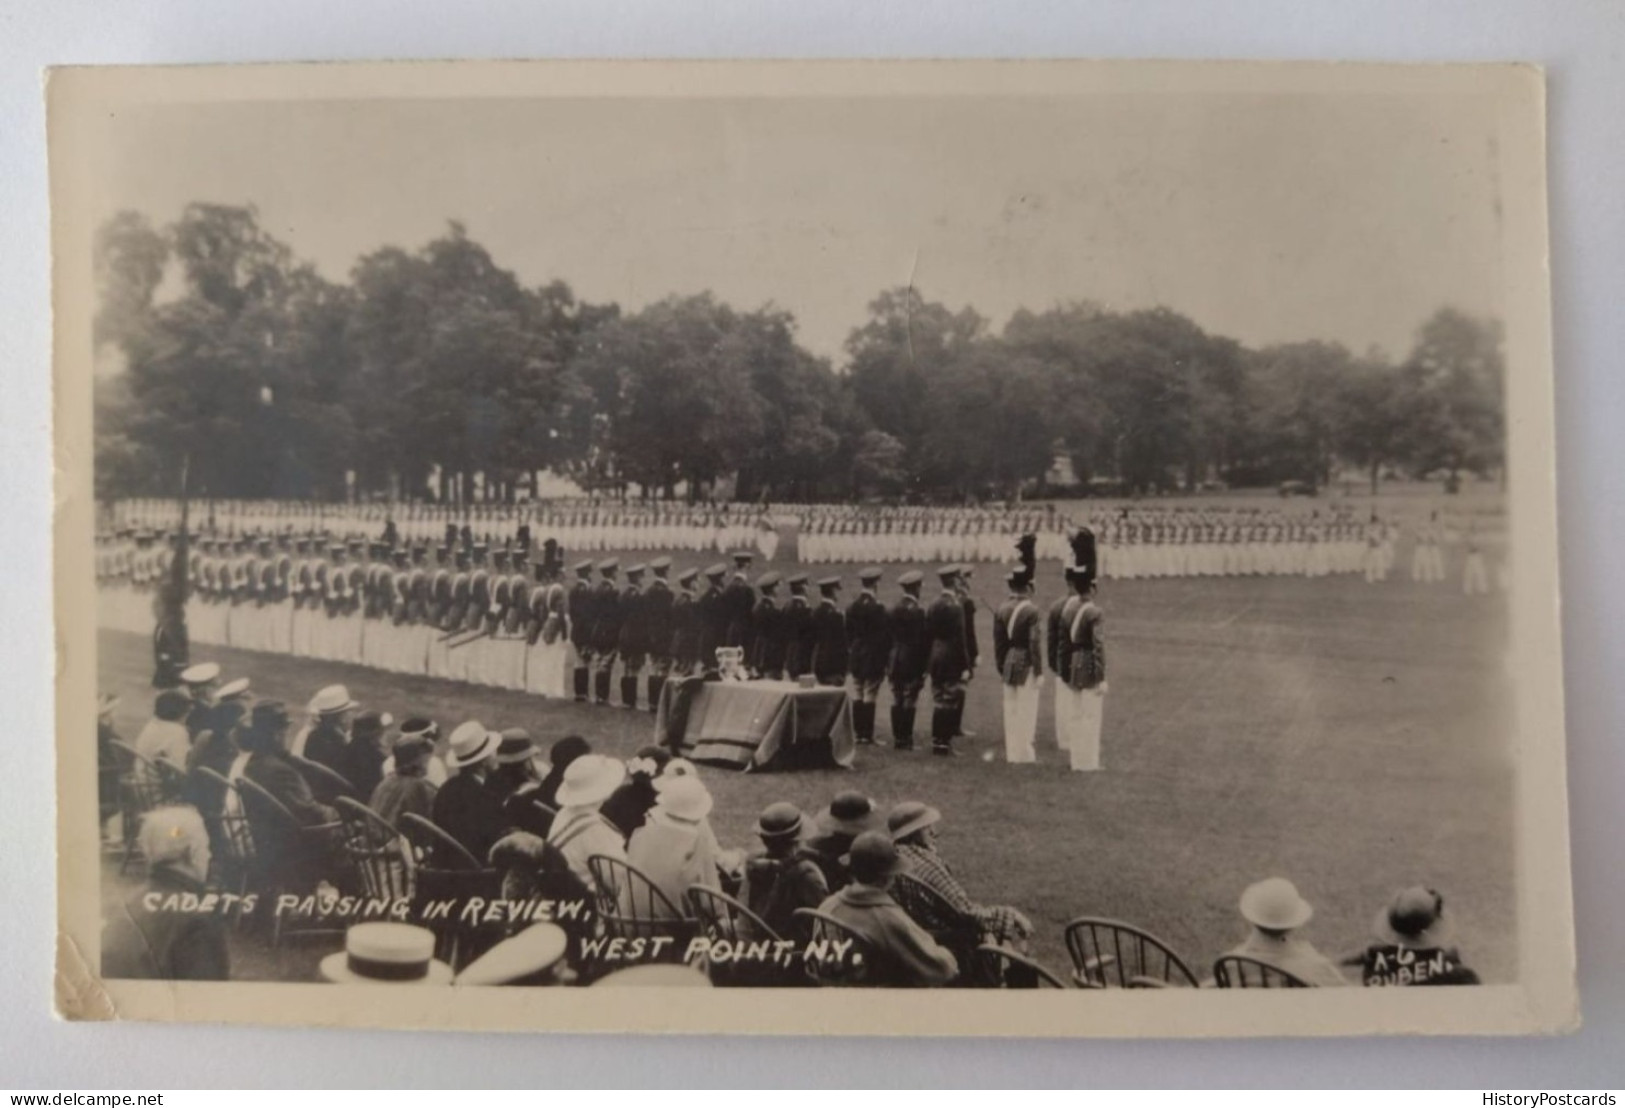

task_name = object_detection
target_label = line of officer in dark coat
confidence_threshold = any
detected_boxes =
[845,567,894,745]
[569,560,596,702]
[925,565,973,756]
[887,571,929,750]
[749,572,786,679]
[810,576,849,686]
[589,559,622,705]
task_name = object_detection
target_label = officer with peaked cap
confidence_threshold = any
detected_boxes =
[616,564,647,710]
[696,563,728,672]
[925,566,971,756]
[722,552,757,651]
[845,567,892,744]
[781,572,814,681]
[750,571,786,680]
[642,557,675,711]
[810,577,848,687]
[568,560,596,702]
[591,559,622,705]
[886,570,928,750]
[669,566,702,677]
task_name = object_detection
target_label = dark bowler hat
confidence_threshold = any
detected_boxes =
[898,570,924,588]
[756,571,782,590]
[755,802,805,841]
[843,831,905,885]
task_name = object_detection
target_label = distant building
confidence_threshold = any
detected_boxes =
[1045,449,1078,488]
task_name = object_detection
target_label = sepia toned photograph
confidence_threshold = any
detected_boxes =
[49,59,1573,1037]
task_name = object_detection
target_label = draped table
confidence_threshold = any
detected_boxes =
[654,677,856,772]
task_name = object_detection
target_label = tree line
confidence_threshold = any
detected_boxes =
[93,203,1506,504]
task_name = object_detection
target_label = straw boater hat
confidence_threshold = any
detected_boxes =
[319,923,452,985]
[1238,878,1315,931]
[445,720,501,769]
[554,754,625,808]
[1373,886,1454,948]
[309,684,359,715]
[886,801,942,843]
[453,923,569,987]
[652,774,714,823]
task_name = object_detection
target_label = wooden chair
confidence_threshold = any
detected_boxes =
[793,908,876,987]
[289,754,359,804]
[975,943,1069,989]
[234,774,345,947]
[587,855,696,952]
[192,766,258,922]
[398,812,482,870]
[106,739,174,873]
[530,799,559,825]
[334,797,413,901]
[1064,917,1200,988]
[891,872,997,985]
[685,885,795,986]
[1211,955,1310,988]
[397,813,498,970]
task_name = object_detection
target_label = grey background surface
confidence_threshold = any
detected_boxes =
[4,0,1622,1088]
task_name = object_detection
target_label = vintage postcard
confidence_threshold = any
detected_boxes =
[50,59,1574,1036]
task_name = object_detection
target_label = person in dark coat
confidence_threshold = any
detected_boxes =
[100,805,230,981]
[535,735,593,814]
[668,568,701,676]
[615,565,647,710]
[599,745,672,839]
[590,560,622,706]
[925,566,971,756]
[341,709,393,804]
[301,685,359,782]
[844,567,893,744]
[695,564,728,672]
[151,589,189,689]
[431,721,506,862]
[810,577,848,686]
[240,700,341,893]
[568,560,596,702]
[749,572,786,680]
[721,551,757,649]
[740,802,828,939]
[185,699,249,819]
[887,571,928,751]
[781,574,815,680]
[642,558,676,712]
[803,791,880,892]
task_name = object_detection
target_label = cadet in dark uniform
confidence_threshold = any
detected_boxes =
[845,567,892,745]
[1046,563,1081,755]
[616,563,647,710]
[955,563,980,739]
[696,563,728,672]
[592,559,622,706]
[568,560,596,702]
[642,557,675,713]
[750,572,785,680]
[669,567,701,676]
[887,570,927,750]
[722,551,757,650]
[781,573,815,681]
[926,565,971,756]
[810,577,848,687]
[1064,529,1107,772]
[993,558,1044,764]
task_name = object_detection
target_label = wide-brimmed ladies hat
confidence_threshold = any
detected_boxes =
[310,684,359,715]
[445,719,500,769]
[886,801,942,843]
[1238,877,1315,931]
[319,923,452,985]
[1373,886,1454,948]
[816,791,880,837]
[554,754,626,808]
[653,774,714,823]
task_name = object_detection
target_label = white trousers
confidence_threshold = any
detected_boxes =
[1069,687,1104,772]
[1053,675,1073,751]
[1002,675,1040,764]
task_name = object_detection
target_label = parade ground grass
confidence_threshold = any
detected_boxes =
[94,539,1516,985]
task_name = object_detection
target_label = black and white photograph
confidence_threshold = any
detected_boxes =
[49,59,1573,1037]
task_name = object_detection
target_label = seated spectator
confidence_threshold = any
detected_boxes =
[534,735,591,813]
[101,805,230,981]
[488,831,595,962]
[600,746,672,838]
[342,710,393,803]
[369,734,439,827]
[241,700,341,891]
[179,662,222,741]
[302,685,359,780]
[1222,878,1349,986]
[740,802,828,938]
[185,699,249,817]
[545,754,627,893]
[1345,887,1481,986]
[805,791,881,891]
[816,831,958,987]
[490,729,551,838]
[134,688,192,778]
[380,718,447,786]
[626,774,721,917]
[431,721,505,862]
[97,694,121,837]
[887,801,1032,945]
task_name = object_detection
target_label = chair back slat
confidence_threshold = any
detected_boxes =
[335,797,413,901]
[1212,955,1310,988]
[586,855,694,947]
[792,908,876,987]
[398,812,483,871]
[1064,917,1199,988]
[975,944,1068,989]
[685,885,780,944]
[290,755,359,804]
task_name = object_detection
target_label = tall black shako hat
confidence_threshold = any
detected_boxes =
[1008,533,1038,590]
[1069,527,1098,591]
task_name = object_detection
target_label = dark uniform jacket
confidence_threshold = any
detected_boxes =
[591,581,622,655]
[887,596,928,685]
[1046,595,1081,683]
[302,721,351,782]
[721,576,756,649]
[926,592,970,684]
[669,590,700,669]
[810,599,848,680]
[695,584,726,668]
[993,596,1045,686]
[615,584,644,658]
[960,594,980,670]
[782,595,815,678]
[1066,599,1106,690]
[844,592,893,682]
[243,748,339,890]
[642,580,674,661]
[431,772,507,865]
[569,580,595,651]
[750,596,786,675]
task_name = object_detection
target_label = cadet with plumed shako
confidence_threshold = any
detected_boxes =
[1063,528,1107,772]
[887,570,928,751]
[993,535,1044,764]
[845,566,892,745]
